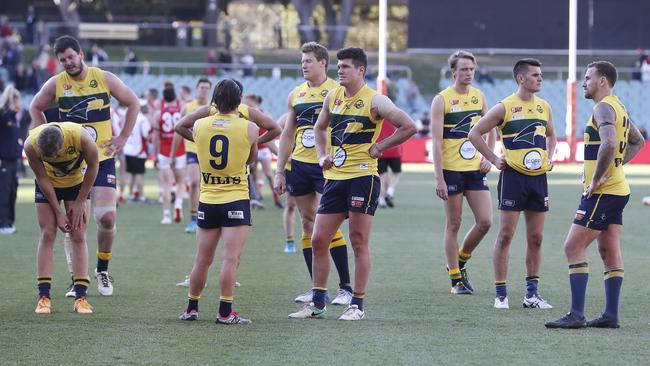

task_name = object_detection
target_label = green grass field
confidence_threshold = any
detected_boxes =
[2,164,650,365]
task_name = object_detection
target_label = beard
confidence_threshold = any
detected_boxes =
[65,62,83,77]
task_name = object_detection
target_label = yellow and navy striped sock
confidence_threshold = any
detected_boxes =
[73,275,90,299]
[449,268,462,286]
[301,235,313,278]
[525,275,540,297]
[603,268,624,319]
[329,230,351,291]
[351,292,365,311]
[187,293,200,312]
[458,250,472,269]
[219,295,233,318]
[97,251,112,272]
[190,210,198,220]
[37,276,52,298]
[495,280,507,298]
[569,262,589,318]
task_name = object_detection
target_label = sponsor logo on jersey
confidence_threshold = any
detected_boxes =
[359,163,368,170]
[351,196,365,207]
[63,84,72,90]
[511,106,522,113]
[450,99,460,106]
[107,174,116,185]
[201,172,242,185]
[334,99,343,106]
[297,91,306,98]
[523,150,543,170]
[228,210,244,219]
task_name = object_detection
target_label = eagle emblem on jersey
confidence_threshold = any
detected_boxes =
[449,112,479,136]
[512,121,544,145]
[66,97,103,121]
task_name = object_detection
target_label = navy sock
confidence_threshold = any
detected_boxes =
[73,276,90,299]
[329,245,351,291]
[219,300,232,318]
[495,281,507,298]
[187,298,199,312]
[37,276,51,298]
[312,288,327,309]
[603,269,624,319]
[525,276,539,297]
[351,293,364,311]
[569,262,589,318]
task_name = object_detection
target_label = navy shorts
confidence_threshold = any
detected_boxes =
[94,158,117,188]
[443,169,488,195]
[378,157,402,174]
[497,168,548,212]
[573,193,629,231]
[197,200,252,229]
[318,175,380,216]
[186,152,199,165]
[35,181,86,203]
[286,159,324,196]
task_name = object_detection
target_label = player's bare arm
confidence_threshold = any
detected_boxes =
[314,92,333,169]
[545,104,557,170]
[104,71,139,156]
[248,106,281,145]
[622,118,645,164]
[68,130,99,230]
[24,141,70,233]
[28,77,57,129]
[369,94,417,158]
[174,115,196,142]
[247,122,260,165]
[274,109,294,195]
[430,94,448,200]
[470,103,506,169]
[480,91,495,173]
[587,102,617,197]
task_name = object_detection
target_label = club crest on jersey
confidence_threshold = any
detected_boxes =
[66,146,76,155]
[66,97,102,121]
[450,112,479,136]
[471,96,479,104]
[320,89,328,97]
[512,121,544,145]
[536,104,544,113]
[89,80,98,88]
[354,100,364,109]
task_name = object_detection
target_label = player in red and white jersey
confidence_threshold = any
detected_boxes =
[153,82,186,224]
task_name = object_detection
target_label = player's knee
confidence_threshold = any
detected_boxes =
[496,230,514,247]
[301,219,314,235]
[349,231,368,248]
[445,217,462,233]
[196,255,214,269]
[39,228,57,245]
[476,218,492,233]
[528,232,543,247]
[221,251,240,268]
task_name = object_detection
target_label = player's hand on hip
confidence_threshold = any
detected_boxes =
[369,143,383,159]
[102,135,128,156]
[435,178,448,201]
[493,156,507,170]
[479,159,492,174]
[319,155,334,170]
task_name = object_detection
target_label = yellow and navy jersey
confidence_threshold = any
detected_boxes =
[29,122,86,188]
[290,78,339,164]
[194,113,252,204]
[325,84,383,180]
[583,95,630,196]
[55,67,112,161]
[183,100,209,154]
[209,103,250,121]
[498,94,552,176]
[438,86,484,171]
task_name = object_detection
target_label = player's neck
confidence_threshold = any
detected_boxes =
[452,82,471,94]
[344,81,365,98]
[307,73,327,88]
[197,97,209,105]
[592,89,613,104]
[515,88,535,102]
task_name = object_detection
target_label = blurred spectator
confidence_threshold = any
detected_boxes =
[13,63,28,92]
[35,20,47,46]
[24,5,38,45]
[641,58,650,82]
[418,111,431,137]
[141,60,150,76]
[631,48,645,81]
[2,38,22,82]
[476,67,495,84]
[405,79,420,115]
[241,53,255,76]
[205,50,217,75]
[124,47,138,75]
[0,16,13,39]
[218,49,233,73]
[87,44,109,66]
[0,86,22,234]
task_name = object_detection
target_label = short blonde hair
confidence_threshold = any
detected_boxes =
[0,85,20,112]
[448,50,476,70]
